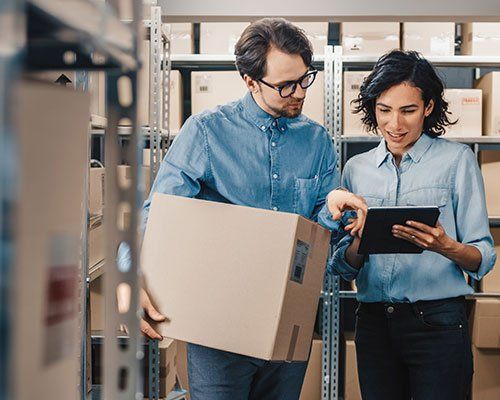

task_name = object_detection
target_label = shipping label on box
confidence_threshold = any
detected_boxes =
[141,194,330,361]
[443,89,482,137]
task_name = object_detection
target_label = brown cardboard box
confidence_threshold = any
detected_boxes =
[299,336,322,400]
[166,23,194,54]
[141,194,331,361]
[88,216,105,269]
[12,79,89,399]
[480,151,500,217]
[470,299,500,399]
[462,23,500,56]
[480,228,500,293]
[117,164,151,196]
[345,332,362,400]
[137,41,183,131]
[200,22,250,54]
[176,341,190,396]
[343,71,371,136]
[89,167,105,216]
[341,23,400,56]
[402,23,455,56]
[443,89,482,137]
[295,22,329,54]
[475,72,500,136]
[89,72,106,120]
[471,299,500,349]
[90,275,104,331]
[303,70,324,125]
[191,71,248,115]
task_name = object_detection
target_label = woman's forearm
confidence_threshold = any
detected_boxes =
[345,236,365,270]
[440,240,482,271]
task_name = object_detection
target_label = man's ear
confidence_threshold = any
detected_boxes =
[243,74,259,93]
[424,99,434,117]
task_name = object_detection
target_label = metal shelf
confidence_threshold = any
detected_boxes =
[90,126,176,138]
[342,55,500,68]
[340,135,500,145]
[489,217,500,227]
[89,259,105,283]
[27,0,138,70]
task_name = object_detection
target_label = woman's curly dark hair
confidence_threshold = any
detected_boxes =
[352,50,456,136]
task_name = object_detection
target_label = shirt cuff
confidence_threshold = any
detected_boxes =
[465,241,497,281]
[328,237,361,281]
[317,203,356,241]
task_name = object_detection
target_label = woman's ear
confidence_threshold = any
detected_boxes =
[424,99,435,117]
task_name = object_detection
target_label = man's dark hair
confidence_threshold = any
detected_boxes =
[353,50,456,136]
[234,18,313,80]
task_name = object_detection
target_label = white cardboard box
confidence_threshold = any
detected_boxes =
[443,89,482,137]
[475,72,500,136]
[303,70,324,125]
[402,23,455,56]
[462,23,500,56]
[343,71,372,136]
[295,22,329,54]
[166,23,194,54]
[341,22,400,56]
[200,22,250,54]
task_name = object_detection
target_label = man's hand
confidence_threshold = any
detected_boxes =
[140,288,167,340]
[327,189,368,237]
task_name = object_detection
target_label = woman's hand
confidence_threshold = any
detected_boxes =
[392,220,452,253]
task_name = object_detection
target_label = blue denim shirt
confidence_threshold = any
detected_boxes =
[143,91,339,228]
[319,133,496,303]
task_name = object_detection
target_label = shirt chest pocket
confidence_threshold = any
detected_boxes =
[401,187,449,209]
[293,176,320,217]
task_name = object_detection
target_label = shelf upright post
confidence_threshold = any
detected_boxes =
[162,24,171,155]
[103,0,144,399]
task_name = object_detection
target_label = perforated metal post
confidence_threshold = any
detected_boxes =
[149,6,163,184]
[103,1,143,400]
[148,339,160,400]
[162,25,172,155]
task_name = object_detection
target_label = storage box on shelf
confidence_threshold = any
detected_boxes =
[480,228,500,293]
[345,332,362,400]
[299,335,322,400]
[470,299,500,400]
[295,22,329,54]
[402,23,455,56]
[165,23,194,54]
[88,216,105,271]
[89,166,105,217]
[200,22,250,55]
[341,23,400,56]
[343,71,371,136]
[461,23,500,56]
[141,194,331,361]
[475,71,500,136]
[480,150,500,217]
[442,89,482,137]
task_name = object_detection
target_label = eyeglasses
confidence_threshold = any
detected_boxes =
[258,69,318,98]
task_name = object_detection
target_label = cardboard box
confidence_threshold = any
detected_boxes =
[462,23,500,56]
[480,228,500,293]
[480,150,500,217]
[117,164,151,196]
[341,23,400,56]
[141,194,331,361]
[443,89,482,137]
[470,299,500,399]
[303,70,324,125]
[88,216,105,269]
[12,80,89,399]
[166,23,194,54]
[345,333,362,400]
[89,72,106,120]
[137,41,184,131]
[144,339,178,398]
[402,23,455,56]
[475,72,500,136]
[295,22,329,54]
[89,167,105,216]
[191,71,248,115]
[200,22,250,54]
[299,336,322,400]
[343,71,371,136]
[176,341,190,396]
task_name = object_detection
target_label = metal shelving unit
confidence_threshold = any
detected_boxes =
[325,45,500,400]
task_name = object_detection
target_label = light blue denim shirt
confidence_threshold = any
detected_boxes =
[319,133,496,303]
[143,91,340,229]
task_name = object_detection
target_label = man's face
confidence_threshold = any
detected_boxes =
[248,47,309,118]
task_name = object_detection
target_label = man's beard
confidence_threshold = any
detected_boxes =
[262,95,304,119]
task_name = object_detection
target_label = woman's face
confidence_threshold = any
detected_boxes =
[375,82,434,158]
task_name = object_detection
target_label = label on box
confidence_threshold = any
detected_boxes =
[462,96,481,106]
[195,75,212,94]
[43,234,79,366]
[291,240,310,284]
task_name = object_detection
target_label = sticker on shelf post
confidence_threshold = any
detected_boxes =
[43,234,79,366]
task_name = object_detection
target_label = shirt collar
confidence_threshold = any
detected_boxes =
[241,91,288,133]
[375,132,434,168]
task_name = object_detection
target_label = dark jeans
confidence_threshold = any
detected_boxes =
[355,296,473,400]
[187,343,308,400]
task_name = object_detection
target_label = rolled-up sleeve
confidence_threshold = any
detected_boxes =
[454,147,496,280]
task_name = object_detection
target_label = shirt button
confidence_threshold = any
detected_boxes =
[272,121,277,127]
[280,127,285,132]
[387,306,394,314]
[272,174,278,179]
[272,206,278,211]
[260,125,266,131]
[271,142,277,147]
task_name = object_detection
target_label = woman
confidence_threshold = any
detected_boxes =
[329,50,496,399]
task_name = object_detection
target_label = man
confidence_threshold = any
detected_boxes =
[139,18,366,400]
